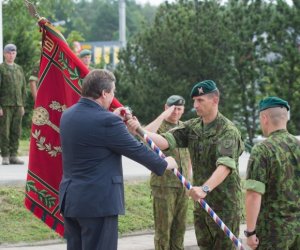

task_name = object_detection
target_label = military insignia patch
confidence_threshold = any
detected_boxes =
[223,139,233,149]
[198,87,204,94]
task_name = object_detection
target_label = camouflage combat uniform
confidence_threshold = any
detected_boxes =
[151,120,190,250]
[163,112,244,250]
[0,62,26,157]
[245,129,300,250]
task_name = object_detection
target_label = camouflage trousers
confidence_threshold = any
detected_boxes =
[194,206,240,250]
[151,185,189,250]
[0,106,23,157]
[257,232,300,249]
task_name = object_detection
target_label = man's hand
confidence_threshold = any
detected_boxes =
[164,156,178,170]
[247,235,259,249]
[189,186,207,201]
[0,108,3,116]
[126,116,141,135]
[113,107,132,121]
[160,105,175,120]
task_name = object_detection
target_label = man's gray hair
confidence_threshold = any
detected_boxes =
[81,69,116,99]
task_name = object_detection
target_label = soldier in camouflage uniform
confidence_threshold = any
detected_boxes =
[145,95,192,250]
[29,61,40,102]
[127,80,244,249]
[79,49,94,70]
[244,96,300,250]
[0,44,26,165]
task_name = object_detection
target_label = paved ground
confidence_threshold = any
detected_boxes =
[0,153,251,249]
[0,152,250,185]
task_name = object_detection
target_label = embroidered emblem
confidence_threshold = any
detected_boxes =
[32,107,60,133]
[32,129,62,157]
[26,180,57,208]
[49,101,66,112]
[198,87,204,94]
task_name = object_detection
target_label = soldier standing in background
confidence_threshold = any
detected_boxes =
[29,63,39,102]
[244,96,300,249]
[145,95,192,250]
[79,49,94,70]
[0,44,26,165]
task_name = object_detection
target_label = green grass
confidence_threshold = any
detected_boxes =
[0,186,59,244]
[19,139,30,156]
[0,181,194,245]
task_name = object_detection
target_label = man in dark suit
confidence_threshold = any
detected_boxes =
[59,69,177,250]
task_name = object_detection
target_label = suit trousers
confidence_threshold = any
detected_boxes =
[64,215,118,250]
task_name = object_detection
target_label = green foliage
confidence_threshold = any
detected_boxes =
[0,182,194,244]
[2,0,158,140]
[116,0,300,141]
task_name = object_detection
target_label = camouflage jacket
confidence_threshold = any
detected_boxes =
[245,129,300,236]
[0,62,26,108]
[150,120,190,188]
[163,112,244,211]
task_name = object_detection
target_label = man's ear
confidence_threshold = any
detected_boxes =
[101,90,106,98]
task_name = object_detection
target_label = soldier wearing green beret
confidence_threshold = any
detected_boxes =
[0,44,26,165]
[79,49,94,70]
[144,95,192,250]
[127,80,244,249]
[244,97,300,249]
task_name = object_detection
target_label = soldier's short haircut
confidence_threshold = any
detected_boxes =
[207,88,220,99]
[81,69,115,99]
[267,107,288,126]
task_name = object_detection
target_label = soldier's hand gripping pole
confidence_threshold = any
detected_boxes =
[135,126,246,250]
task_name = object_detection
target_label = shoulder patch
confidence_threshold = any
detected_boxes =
[223,139,233,149]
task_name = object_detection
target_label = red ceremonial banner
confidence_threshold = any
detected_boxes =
[24,18,122,237]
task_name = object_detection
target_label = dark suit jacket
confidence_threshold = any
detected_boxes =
[59,98,167,217]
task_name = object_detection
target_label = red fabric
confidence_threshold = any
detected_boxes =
[24,18,122,237]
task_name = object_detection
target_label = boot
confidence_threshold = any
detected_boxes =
[2,157,9,165]
[9,156,24,165]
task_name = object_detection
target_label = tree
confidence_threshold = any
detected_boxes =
[261,0,300,134]
[116,0,234,124]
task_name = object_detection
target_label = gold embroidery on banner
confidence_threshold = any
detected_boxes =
[44,35,54,52]
[49,101,66,112]
[32,129,62,157]
[32,107,60,133]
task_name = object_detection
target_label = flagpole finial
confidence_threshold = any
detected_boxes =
[24,0,41,19]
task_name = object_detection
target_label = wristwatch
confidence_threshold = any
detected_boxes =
[244,229,256,237]
[201,185,210,194]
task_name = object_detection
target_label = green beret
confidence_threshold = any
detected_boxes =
[259,96,290,112]
[79,49,92,58]
[190,80,218,98]
[166,95,185,106]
